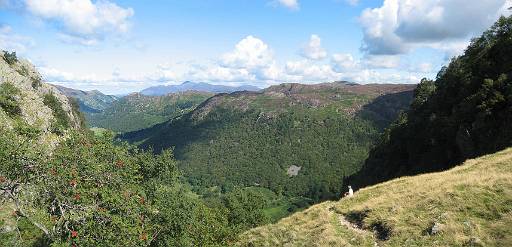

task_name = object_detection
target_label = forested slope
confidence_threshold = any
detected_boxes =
[86,91,213,132]
[350,16,512,188]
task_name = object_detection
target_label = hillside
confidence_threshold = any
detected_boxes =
[121,82,415,203]
[86,91,214,133]
[238,147,512,246]
[0,51,82,147]
[54,84,117,113]
[140,81,260,96]
[350,16,512,188]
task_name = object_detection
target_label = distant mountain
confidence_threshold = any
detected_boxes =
[121,82,415,206]
[140,81,261,96]
[87,91,214,133]
[54,85,117,113]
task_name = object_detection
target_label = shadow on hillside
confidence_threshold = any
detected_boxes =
[356,90,414,130]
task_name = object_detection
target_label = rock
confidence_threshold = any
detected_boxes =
[287,165,302,177]
[429,222,443,235]
[465,237,484,246]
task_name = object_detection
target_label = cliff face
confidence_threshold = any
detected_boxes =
[0,51,82,149]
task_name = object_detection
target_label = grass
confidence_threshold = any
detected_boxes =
[237,147,512,246]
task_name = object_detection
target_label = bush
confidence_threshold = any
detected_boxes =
[31,78,42,89]
[0,82,22,117]
[2,51,18,65]
[43,93,70,133]
[17,66,29,76]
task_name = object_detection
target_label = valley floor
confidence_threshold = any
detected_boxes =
[237,148,512,246]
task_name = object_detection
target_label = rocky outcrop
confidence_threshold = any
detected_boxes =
[0,51,82,149]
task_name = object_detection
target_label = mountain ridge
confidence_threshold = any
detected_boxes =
[140,81,261,96]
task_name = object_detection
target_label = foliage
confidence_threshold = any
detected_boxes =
[351,16,512,188]
[86,92,213,133]
[43,93,71,134]
[0,82,22,117]
[2,51,18,65]
[0,125,270,246]
[69,97,87,129]
[223,188,270,232]
[32,77,42,89]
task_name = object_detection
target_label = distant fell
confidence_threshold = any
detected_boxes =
[140,81,260,96]
[54,85,117,113]
[86,91,214,133]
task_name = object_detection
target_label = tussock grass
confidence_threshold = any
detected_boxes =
[238,148,512,246]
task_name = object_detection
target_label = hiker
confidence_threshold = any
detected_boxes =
[343,185,354,197]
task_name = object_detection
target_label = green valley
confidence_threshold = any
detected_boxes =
[121,82,415,205]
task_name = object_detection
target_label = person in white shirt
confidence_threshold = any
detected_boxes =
[343,185,354,197]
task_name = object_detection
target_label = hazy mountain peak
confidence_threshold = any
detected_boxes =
[140,81,260,96]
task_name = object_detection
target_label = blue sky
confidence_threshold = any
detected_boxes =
[1,0,511,94]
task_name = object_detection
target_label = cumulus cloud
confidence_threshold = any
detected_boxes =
[221,36,274,69]
[363,55,401,69]
[24,0,134,45]
[360,0,511,56]
[331,53,359,72]
[285,60,339,81]
[0,24,35,52]
[301,34,327,60]
[275,0,299,10]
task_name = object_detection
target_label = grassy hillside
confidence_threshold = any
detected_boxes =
[121,82,415,202]
[238,147,512,246]
[86,91,213,133]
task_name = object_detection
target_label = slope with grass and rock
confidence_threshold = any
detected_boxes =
[238,147,512,246]
[0,51,83,148]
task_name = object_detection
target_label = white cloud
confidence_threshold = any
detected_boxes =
[331,53,359,72]
[412,62,433,73]
[285,60,339,81]
[301,34,327,60]
[275,0,299,10]
[0,24,35,52]
[57,33,98,46]
[221,36,274,69]
[359,0,511,56]
[24,0,134,45]
[363,55,401,69]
